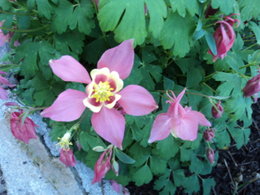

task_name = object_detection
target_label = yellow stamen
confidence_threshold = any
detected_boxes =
[91,81,114,102]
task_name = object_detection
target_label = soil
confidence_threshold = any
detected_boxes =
[127,101,260,195]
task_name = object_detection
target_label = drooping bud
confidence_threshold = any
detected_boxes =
[243,74,260,97]
[92,148,113,183]
[211,101,224,118]
[10,111,37,143]
[206,148,215,164]
[203,128,215,142]
[59,148,76,167]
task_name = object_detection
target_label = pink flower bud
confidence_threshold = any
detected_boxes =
[0,87,8,99]
[4,102,19,107]
[59,148,76,167]
[10,111,37,143]
[209,15,239,61]
[243,74,260,97]
[203,128,215,142]
[211,101,224,118]
[207,148,215,164]
[92,148,113,183]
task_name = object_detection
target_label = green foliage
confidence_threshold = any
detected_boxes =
[1,0,258,194]
[98,0,167,45]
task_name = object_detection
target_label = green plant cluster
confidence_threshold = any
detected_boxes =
[0,0,259,194]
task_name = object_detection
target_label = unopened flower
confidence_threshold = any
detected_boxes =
[41,40,158,149]
[10,111,37,143]
[111,180,130,195]
[148,89,211,143]
[209,15,239,61]
[211,101,224,118]
[203,128,215,142]
[92,148,113,183]
[59,148,76,167]
[206,148,215,164]
[243,74,260,97]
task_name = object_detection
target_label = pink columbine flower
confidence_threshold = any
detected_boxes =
[41,40,158,149]
[211,101,224,118]
[206,148,215,164]
[59,148,76,167]
[209,15,239,62]
[10,111,37,143]
[92,148,113,183]
[148,89,211,143]
[203,128,215,142]
[243,74,260,97]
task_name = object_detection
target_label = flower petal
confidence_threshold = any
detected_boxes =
[41,89,87,122]
[49,55,91,84]
[97,40,134,80]
[171,114,199,141]
[91,107,125,148]
[118,85,158,116]
[148,113,172,143]
[190,110,211,127]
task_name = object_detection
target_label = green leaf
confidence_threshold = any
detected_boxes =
[54,31,85,55]
[68,0,95,34]
[239,0,260,21]
[27,0,53,19]
[169,0,199,17]
[205,32,217,56]
[150,155,167,174]
[180,147,192,162]
[0,0,11,10]
[228,125,251,149]
[98,0,167,45]
[129,143,150,167]
[52,0,94,34]
[132,164,153,186]
[202,178,215,195]
[211,0,237,14]
[115,150,136,164]
[215,129,231,149]
[250,22,260,45]
[160,13,195,57]
[153,136,179,160]
[213,72,243,97]
[184,175,200,193]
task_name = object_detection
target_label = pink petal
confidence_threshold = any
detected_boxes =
[91,107,125,149]
[118,85,158,116]
[41,89,87,122]
[171,113,199,141]
[97,40,134,80]
[0,75,15,87]
[148,113,172,143]
[190,110,211,127]
[0,87,8,99]
[59,149,76,167]
[49,55,91,84]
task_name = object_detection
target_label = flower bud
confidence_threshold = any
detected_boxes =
[58,132,72,149]
[10,111,37,143]
[59,148,76,167]
[92,148,113,183]
[207,148,215,164]
[203,128,215,142]
[211,101,224,118]
[243,74,260,97]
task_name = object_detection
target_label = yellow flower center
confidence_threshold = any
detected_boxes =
[91,81,114,102]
